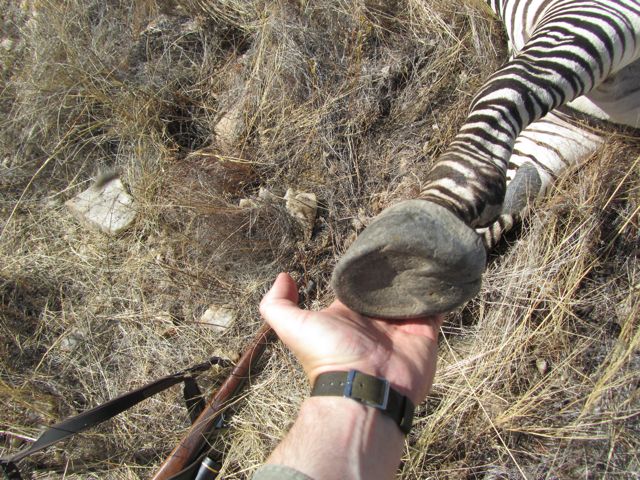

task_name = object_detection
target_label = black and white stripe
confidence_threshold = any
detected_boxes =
[420,0,640,246]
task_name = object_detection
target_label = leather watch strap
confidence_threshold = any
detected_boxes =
[311,370,414,434]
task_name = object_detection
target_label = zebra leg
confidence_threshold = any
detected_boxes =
[478,111,604,249]
[421,2,640,228]
[332,2,640,318]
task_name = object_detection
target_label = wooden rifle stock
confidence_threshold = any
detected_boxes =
[152,323,275,480]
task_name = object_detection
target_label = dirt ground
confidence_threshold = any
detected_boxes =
[1,1,638,478]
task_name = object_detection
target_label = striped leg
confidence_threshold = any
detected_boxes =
[420,1,640,228]
[477,111,604,249]
[332,1,640,319]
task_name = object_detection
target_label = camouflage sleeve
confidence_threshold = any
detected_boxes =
[251,464,314,480]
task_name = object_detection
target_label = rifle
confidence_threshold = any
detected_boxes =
[0,323,274,480]
[152,323,275,480]
[0,355,231,479]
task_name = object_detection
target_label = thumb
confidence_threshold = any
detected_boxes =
[259,273,302,332]
[262,272,299,305]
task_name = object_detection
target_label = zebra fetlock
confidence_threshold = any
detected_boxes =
[478,109,604,249]
[477,162,541,249]
[419,151,508,229]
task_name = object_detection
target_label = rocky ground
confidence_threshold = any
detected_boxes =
[1,1,638,478]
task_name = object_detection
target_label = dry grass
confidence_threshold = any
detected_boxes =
[1,0,638,478]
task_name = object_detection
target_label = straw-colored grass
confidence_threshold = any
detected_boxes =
[1,0,638,478]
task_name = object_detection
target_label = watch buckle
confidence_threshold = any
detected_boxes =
[343,370,390,410]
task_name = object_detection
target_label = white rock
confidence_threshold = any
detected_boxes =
[1,38,14,51]
[258,187,277,202]
[65,178,136,235]
[239,198,258,209]
[284,188,317,239]
[350,208,368,232]
[239,187,277,209]
[200,305,235,332]
[59,330,85,352]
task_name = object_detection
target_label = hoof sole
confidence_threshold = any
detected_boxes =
[331,200,486,318]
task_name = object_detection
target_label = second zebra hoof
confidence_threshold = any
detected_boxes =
[331,200,486,319]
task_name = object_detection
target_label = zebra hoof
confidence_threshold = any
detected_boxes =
[502,162,542,215]
[331,199,486,319]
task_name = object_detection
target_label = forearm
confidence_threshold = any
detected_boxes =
[266,396,404,480]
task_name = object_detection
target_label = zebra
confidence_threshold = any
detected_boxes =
[331,0,640,319]
[478,0,640,248]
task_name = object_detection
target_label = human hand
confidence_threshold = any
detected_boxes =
[259,273,443,404]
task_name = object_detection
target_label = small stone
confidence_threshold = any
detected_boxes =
[239,198,258,209]
[214,103,244,147]
[535,358,549,375]
[239,187,277,209]
[200,305,235,332]
[258,187,277,202]
[59,330,85,352]
[59,337,78,352]
[65,178,136,235]
[284,188,317,239]
[1,38,13,51]
[162,327,179,339]
[350,208,368,232]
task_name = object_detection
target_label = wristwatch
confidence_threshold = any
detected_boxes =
[310,370,414,434]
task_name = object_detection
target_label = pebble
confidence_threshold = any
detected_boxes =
[536,358,549,375]
[284,188,317,239]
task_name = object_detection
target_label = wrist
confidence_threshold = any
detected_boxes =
[308,363,427,406]
[301,396,401,435]
[267,396,404,480]
[311,370,415,435]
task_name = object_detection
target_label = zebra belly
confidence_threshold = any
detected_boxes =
[566,59,640,128]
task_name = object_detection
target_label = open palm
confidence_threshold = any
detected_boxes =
[260,273,443,404]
